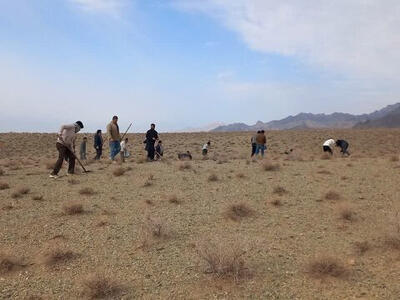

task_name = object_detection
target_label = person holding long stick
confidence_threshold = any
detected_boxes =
[107,116,122,162]
[50,121,84,178]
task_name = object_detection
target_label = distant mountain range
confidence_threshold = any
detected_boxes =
[179,122,225,132]
[212,103,400,132]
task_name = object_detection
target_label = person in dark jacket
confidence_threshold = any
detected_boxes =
[336,139,350,156]
[145,123,158,161]
[94,129,103,160]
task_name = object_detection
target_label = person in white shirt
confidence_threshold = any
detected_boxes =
[120,138,130,161]
[323,138,335,155]
[202,141,211,156]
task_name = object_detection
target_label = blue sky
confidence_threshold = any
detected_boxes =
[1,0,400,132]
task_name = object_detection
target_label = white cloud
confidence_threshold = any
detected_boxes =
[69,0,127,16]
[174,0,400,79]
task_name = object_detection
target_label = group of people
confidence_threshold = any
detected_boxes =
[49,118,351,178]
[49,117,164,178]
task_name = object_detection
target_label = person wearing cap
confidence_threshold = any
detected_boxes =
[50,121,84,178]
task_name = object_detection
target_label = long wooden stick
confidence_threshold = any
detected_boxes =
[121,123,132,140]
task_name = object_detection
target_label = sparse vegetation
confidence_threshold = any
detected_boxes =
[208,173,219,182]
[0,168,4,176]
[226,203,254,221]
[79,187,95,195]
[273,186,287,196]
[0,253,24,274]
[82,274,120,299]
[325,191,341,201]
[270,199,282,207]
[43,247,76,266]
[168,194,181,204]
[196,238,248,281]
[63,202,84,215]
[32,195,44,201]
[18,187,30,195]
[354,241,370,255]
[306,256,348,278]
[338,204,355,221]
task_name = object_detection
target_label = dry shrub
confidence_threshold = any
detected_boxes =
[321,153,332,160]
[390,155,399,162]
[168,194,181,204]
[236,173,245,179]
[325,191,341,201]
[79,187,95,195]
[273,186,287,196]
[208,173,219,182]
[145,199,154,206]
[270,199,282,207]
[0,253,24,274]
[196,238,248,281]
[226,203,254,221]
[43,247,76,266]
[178,162,192,171]
[0,182,9,190]
[63,202,84,215]
[139,216,169,249]
[337,204,355,221]
[11,192,22,199]
[82,274,120,299]
[354,241,370,255]
[262,161,280,171]
[306,256,348,278]
[0,168,4,176]
[143,180,153,187]
[18,187,30,195]
[112,167,125,177]
[32,195,44,201]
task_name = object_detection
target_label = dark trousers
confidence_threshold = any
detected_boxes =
[251,143,256,156]
[323,146,333,155]
[95,147,102,160]
[147,143,155,160]
[52,143,75,175]
[340,145,350,156]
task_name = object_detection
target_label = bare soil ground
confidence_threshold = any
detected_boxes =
[0,129,400,299]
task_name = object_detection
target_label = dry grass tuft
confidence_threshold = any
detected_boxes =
[0,168,4,176]
[0,253,24,274]
[11,192,22,199]
[32,195,44,201]
[0,182,9,190]
[208,173,219,182]
[354,241,370,255]
[325,191,341,201]
[306,256,348,278]
[390,155,399,162]
[236,172,245,179]
[112,167,125,177]
[196,238,248,281]
[337,204,355,221]
[82,274,120,299]
[226,203,254,221]
[43,248,76,266]
[168,194,181,204]
[18,187,30,195]
[273,186,288,196]
[262,161,280,171]
[79,187,95,195]
[63,202,84,215]
[145,199,154,206]
[178,162,192,171]
[270,199,282,207]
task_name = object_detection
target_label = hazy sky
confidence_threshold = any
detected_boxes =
[1,0,400,132]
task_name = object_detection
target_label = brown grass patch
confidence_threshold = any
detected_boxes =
[63,202,84,215]
[196,238,249,281]
[32,195,44,201]
[226,203,254,221]
[325,191,341,201]
[18,187,30,195]
[208,173,219,182]
[43,247,76,266]
[273,186,287,196]
[168,194,181,204]
[306,256,348,278]
[0,168,4,176]
[79,187,95,195]
[82,274,121,299]
[236,172,245,179]
[337,204,355,221]
[390,155,399,162]
[0,253,25,274]
[354,241,370,255]
[0,182,9,190]
[11,192,22,199]
[270,199,282,207]
[262,161,280,171]
[139,216,169,249]
[112,167,125,177]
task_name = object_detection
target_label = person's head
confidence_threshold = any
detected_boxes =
[112,116,118,124]
[335,140,340,146]
[261,130,265,133]
[207,141,211,145]
[75,121,84,133]
[257,130,261,134]
[158,140,162,144]
[83,137,87,141]
[151,123,155,129]
[125,138,128,142]
[96,129,102,135]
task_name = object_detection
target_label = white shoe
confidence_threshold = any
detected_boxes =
[49,174,58,179]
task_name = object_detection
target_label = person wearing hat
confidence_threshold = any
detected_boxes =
[50,121,84,178]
